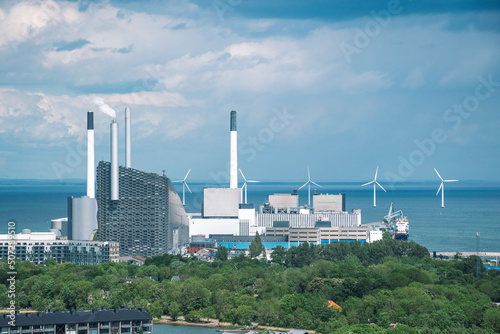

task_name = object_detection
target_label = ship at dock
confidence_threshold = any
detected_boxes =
[384,203,409,241]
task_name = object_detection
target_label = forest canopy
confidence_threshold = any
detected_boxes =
[1,238,499,334]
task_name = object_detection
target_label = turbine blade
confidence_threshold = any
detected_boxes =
[307,167,310,181]
[172,180,183,183]
[434,168,443,181]
[247,180,260,183]
[184,168,191,180]
[444,179,459,182]
[436,183,443,196]
[185,182,192,193]
[311,181,322,188]
[361,180,375,187]
[376,181,386,192]
[375,167,379,181]
[239,168,247,181]
[298,181,309,190]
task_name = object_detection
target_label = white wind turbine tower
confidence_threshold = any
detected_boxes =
[173,168,192,206]
[434,168,458,208]
[298,167,322,207]
[239,168,260,204]
[361,167,386,207]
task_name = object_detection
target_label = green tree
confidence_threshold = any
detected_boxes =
[484,307,500,332]
[214,246,228,262]
[249,232,264,258]
[168,301,181,321]
[148,300,163,319]
[271,246,287,265]
[236,305,254,325]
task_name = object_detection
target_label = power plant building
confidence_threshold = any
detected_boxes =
[96,162,189,257]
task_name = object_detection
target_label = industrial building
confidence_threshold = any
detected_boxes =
[96,162,189,257]
[0,230,119,265]
[0,307,152,333]
[185,111,369,249]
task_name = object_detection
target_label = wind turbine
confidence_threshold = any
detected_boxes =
[298,167,322,207]
[239,168,260,204]
[361,167,386,207]
[173,168,192,206]
[434,168,458,208]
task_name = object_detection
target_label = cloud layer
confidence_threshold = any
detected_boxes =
[0,0,499,181]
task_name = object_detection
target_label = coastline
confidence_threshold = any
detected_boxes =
[154,316,316,333]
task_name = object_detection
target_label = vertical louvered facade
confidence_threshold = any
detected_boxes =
[96,161,188,257]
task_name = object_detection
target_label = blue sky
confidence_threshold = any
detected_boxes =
[0,0,499,184]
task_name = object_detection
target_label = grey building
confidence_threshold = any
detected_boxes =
[96,161,189,257]
[0,307,152,334]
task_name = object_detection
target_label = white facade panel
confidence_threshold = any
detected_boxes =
[203,188,241,217]
[189,217,240,237]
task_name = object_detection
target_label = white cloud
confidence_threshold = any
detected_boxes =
[0,88,199,144]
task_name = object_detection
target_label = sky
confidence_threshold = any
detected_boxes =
[0,0,499,184]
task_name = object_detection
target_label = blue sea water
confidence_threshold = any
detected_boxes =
[1,181,499,253]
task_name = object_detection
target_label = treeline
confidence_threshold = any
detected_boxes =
[1,239,500,333]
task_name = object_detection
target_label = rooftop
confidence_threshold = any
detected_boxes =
[0,307,151,326]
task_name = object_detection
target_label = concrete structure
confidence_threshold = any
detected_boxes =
[268,193,299,211]
[50,218,69,238]
[239,203,257,236]
[87,111,95,198]
[313,193,345,212]
[265,224,370,245]
[110,119,119,201]
[368,230,383,243]
[68,196,98,241]
[0,307,152,332]
[97,162,189,257]
[0,231,119,265]
[257,210,361,228]
[202,188,241,217]
[230,110,238,189]
[189,215,240,237]
[125,107,131,168]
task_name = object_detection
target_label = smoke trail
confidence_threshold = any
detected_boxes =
[94,97,116,119]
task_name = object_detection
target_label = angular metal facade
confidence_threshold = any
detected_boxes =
[96,161,188,257]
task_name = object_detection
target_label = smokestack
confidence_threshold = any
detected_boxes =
[87,111,95,198]
[125,107,131,168]
[110,119,119,201]
[230,111,237,189]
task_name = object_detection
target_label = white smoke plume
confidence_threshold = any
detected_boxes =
[93,96,116,119]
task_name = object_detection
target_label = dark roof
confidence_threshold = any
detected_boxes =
[0,308,151,326]
[273,221,290,227]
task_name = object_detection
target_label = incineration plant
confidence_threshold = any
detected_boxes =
[1,106,381,266]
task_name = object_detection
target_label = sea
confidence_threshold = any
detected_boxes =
[1,180,499,253]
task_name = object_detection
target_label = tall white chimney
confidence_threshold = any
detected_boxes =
[125,107,131,168]
[230,110,238,189]
[110,119,119,201]
[86,111,95,198]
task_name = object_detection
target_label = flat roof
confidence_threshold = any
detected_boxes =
[0,308,151,326]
